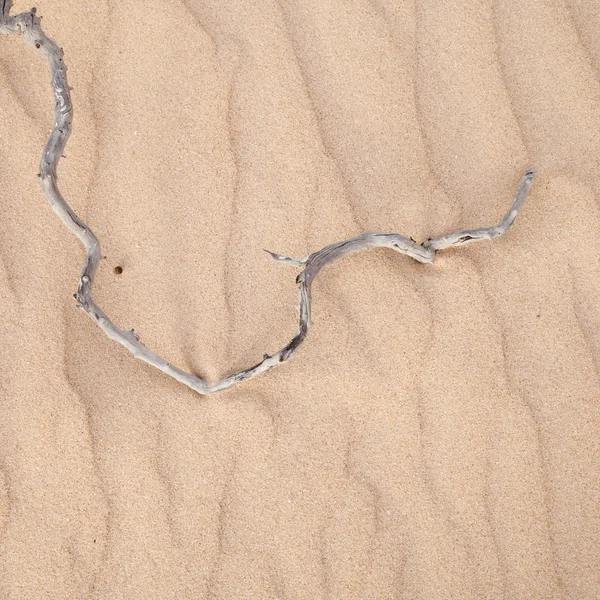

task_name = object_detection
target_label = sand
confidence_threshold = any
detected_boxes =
[0,0,599,597]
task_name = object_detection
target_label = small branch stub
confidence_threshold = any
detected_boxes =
[0,4,536,395]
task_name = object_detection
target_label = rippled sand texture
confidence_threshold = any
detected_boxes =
[1,0,599,598]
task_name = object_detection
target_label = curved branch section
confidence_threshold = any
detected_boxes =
[0,4,536,395]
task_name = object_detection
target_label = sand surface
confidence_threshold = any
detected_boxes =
[1,0,599,598]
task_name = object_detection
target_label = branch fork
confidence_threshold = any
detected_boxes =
[0,4,536,395]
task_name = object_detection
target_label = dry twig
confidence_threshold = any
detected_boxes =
[0,3,536,394]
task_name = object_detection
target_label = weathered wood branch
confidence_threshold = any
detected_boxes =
[0,3,535,395]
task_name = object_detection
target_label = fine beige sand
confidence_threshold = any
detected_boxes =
[1,0,599,598]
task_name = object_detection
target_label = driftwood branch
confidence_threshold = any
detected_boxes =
[0,4,536,395]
